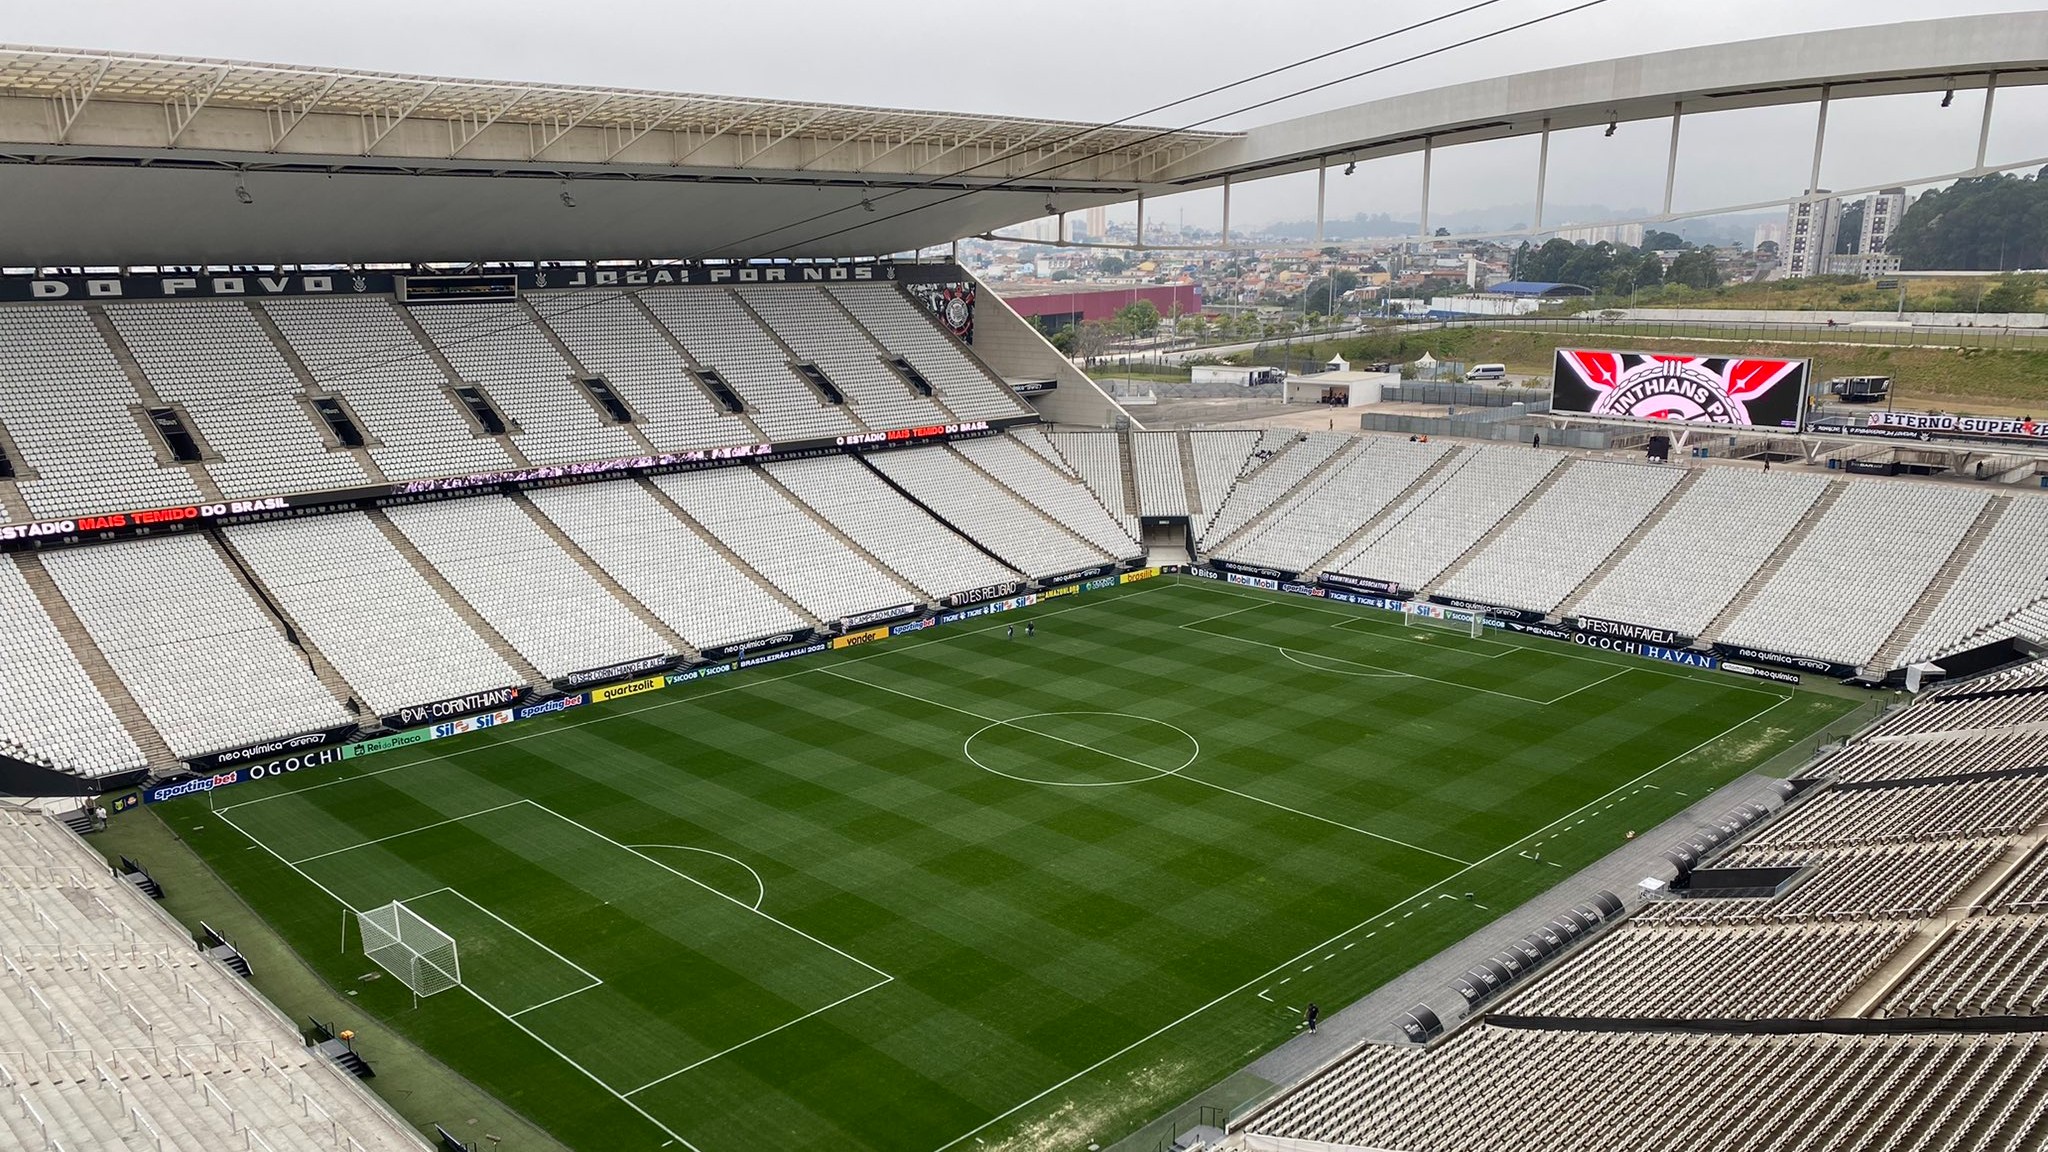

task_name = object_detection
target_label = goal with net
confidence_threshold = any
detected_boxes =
[1403,602,1486,639]
[358,900,460,1001]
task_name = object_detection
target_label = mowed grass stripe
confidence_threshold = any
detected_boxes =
[168,578,1855,1152]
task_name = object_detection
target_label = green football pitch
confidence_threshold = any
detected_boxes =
[161,577,1862,1152]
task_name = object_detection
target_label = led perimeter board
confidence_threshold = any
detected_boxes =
[1552,349,1809,431]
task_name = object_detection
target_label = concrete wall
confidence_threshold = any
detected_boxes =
[968,274,1137,429]
[1608,308,2048,329]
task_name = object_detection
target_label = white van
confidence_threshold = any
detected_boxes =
[1467,363,1506,382]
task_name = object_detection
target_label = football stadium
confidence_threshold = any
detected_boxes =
[4,10,2048,1152]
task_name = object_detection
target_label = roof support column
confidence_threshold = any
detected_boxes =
[1136,193,1146,247]
[1807,85,1831,194]
[1419,137,1433,237]
[1533,119,1551,232]
[1221,175,1231,244]
[1976,73,1999,170]
[1662,102,1683,216]
[1315,159,1327,245]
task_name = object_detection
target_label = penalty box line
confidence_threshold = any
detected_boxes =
[394,885,605,1018]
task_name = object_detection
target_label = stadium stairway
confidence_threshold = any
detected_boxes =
[624,293,772,443]
[523,299,665,455]
[245,301,390,484]
[1176,432,1205,518]
[1554,467,1707,620]
[850,453,1024,578]
[361,509,547,686]
[749,464,935,607]
[391,303,535,466]
[1698,478,1849,646]
[821,288,966,423]
[83,305,227,503]
[1203,437,1365,556]
[635,476,827,631]
[1419,452,1574,599]
[1300,445,1467,578]
[207,531,369,716]
[1116,430,1143,515]
[10,553,176,769]
[944,443,1121,565]
[1871,496,2014,672]
[728,290,874,432]
[504,490,700,659]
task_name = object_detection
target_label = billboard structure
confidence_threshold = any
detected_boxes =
[1552,350,1809,432]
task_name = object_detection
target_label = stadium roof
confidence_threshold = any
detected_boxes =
[1484,282,1594,297]
[0,45,1236,265]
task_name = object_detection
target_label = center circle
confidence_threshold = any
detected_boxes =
[963,711,1200,788]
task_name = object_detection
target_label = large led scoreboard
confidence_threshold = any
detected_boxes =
[1551,349,1810,432]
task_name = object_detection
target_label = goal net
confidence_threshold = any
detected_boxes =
[358,901,460,998]
[1404,603,1485,639]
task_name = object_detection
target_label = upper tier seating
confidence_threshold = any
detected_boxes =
[1047,432,1138,538]
[260,296,515,481]
[0,556,145,775]
[530,291,755,452]
[654,468,910,622]
[953,436,1141,559]
[106,300,368,497]
[527,479,806,650]
[1904,496,2048,664]
[1329,445,1563,591]
[740,286,947,429]
[1217,437,1451,574]
[407,301,644,465]
[827,284,1029,421]
[1438,459,1685,613]
[385,498,674,679]
[40,535,350,758]
[0,304,204,518]
[1720,481,1991,665]
[1129,432,1190,517]
[763,455,1018,601]
[1201,431,1353,547]
[228,512,521,716]
[1186,430,1261,533]
[638,287,858,441]
[1572,468,1833,638]
[867,447,1107,578]
[1008,426,1076,476]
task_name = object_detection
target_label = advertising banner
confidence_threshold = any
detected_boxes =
[1553,349,1809,431]
[555,655,680,691]
[516,694,589,721]
[1575,616,1691,649]
[187,724,358,771]
[1323,589,1410,612]
[831,626,891,650]
[947,582,1020,607]
[1713,644,1857,679]
[1226,573,1281,592]
[737,641,831,669]
[1212,559,1296,582]
[935,594,1037,625]
[1432,595,1545,624]
[1119,567,1162,584]
[1040,584,1080,600]
[145,743,351,804]
[1572,632,1718,669]
[840,604,920,630]
[1045,564,1115,586]
[342,728,436,759]
[428,709,516,739]
[905,280,976,344]
[1318,571,1404,597]
[1279,581,1327,598]
[1722,661,1802,685]
[1503,619,1576,642]
[383,686,528,730]
[701,631,809,661]
[891,618,936,637]
[591,677,665,704]
[1854,410,2048,443]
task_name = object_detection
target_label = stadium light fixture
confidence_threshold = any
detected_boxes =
[1604,113,1617,138]
[234,181,253,205]
[559,187,577,209]
[1343,158,1357,176]
[861,197,876,213]
[1044,200,1057,216]
[1941,78,1955,107]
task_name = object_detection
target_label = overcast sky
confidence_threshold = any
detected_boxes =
[6,0,2045,232]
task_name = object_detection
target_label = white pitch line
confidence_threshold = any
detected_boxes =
[510,981,604,1018]
[630,844,767,911]
[217,582,1174,814]
[1181,619,1555,706]
[814,666,1472,867]
[622,975,893,1097]
[926,687,1805,1152]
[1544,667,1632,706]
[284,799,530,864]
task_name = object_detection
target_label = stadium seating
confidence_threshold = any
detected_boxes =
[762,455,1019,602]
[0,557,145,776]
[0,304,206,519]
[1571,467,1833,638]
[226,513,523,716]
[0,808,425,1152]
[1327,445,1563,592]
[952,436,1141,559]
[1881,915,2048,1017]
[653,468,913,623]
[1129,432,1191,517]
[526,479,808,650]
[39,536,351,759]
[1718,481,1990,666]
[385,498,676,679]
[1215,436,1451,575]
[826,285,1029,421]
[637,287,859,441]
[739,286,949,429]
[1902,495,2048,664]
[1201,431,1354,547]
[107,301,370,498]
[1640,839,2008,925]
[867,446,1110,578]
[529,291,756,452]
[1046,432,1138,538]
[1186,429,1262,533]
[1437,459,1685,613]
[261,296,517,481]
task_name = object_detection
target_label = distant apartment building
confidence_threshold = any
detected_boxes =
[1084,206,1108,244]
[1552,222,1645,247]
[1823,252,1903,277]
[1859,187,1906,258]
[1782,191,1841,278]
[1753,219,1785,250]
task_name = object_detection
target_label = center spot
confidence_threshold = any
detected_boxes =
[964,711,1199,788]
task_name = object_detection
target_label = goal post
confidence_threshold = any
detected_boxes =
[1403,602,1485,639]
[359,901,460,1000]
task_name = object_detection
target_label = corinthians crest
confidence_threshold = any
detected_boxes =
[1553,350,1808,430]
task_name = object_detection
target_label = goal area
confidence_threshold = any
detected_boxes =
[359,900,460,999]
[1404,604,1486,639]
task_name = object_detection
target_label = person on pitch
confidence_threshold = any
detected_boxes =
[1026,621,1035,638]
[1306,1002,1320,1032]
[1006,625,1014,640]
